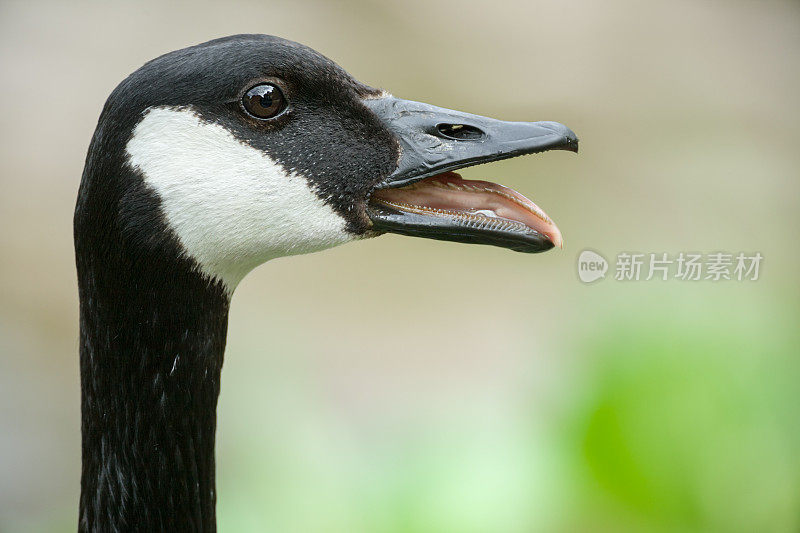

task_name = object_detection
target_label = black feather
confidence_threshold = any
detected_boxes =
[75,34,399,532]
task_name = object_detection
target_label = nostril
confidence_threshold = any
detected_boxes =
[436,123,485,141]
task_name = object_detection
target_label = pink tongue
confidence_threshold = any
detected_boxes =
[373,172,563,248]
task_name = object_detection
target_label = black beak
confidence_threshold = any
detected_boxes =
[363,96,578,253]
[363,97,578,189]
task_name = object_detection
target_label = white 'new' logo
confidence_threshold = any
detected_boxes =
[577,250,608,283]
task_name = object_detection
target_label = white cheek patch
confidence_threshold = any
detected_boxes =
[125,106,353,290]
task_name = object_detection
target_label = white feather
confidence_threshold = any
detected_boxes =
[125,106,353,291]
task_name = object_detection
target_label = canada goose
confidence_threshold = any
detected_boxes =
[74,34,578,532]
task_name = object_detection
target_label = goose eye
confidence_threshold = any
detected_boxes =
[242,84,287,119]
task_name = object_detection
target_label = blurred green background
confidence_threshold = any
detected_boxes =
[1,0,798,531]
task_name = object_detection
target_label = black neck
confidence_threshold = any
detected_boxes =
[76,248,229,532]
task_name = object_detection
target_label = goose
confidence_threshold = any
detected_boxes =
[74,34,578,532]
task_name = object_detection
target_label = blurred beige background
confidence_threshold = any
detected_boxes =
[1,0,799,531]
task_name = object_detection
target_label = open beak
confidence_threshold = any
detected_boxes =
[363,97,578,253]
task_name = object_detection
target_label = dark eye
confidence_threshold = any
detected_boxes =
[242,84,287,119]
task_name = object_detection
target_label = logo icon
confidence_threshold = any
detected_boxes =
[577,250,608,283]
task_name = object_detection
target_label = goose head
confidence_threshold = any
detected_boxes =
[79,33,577,293]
